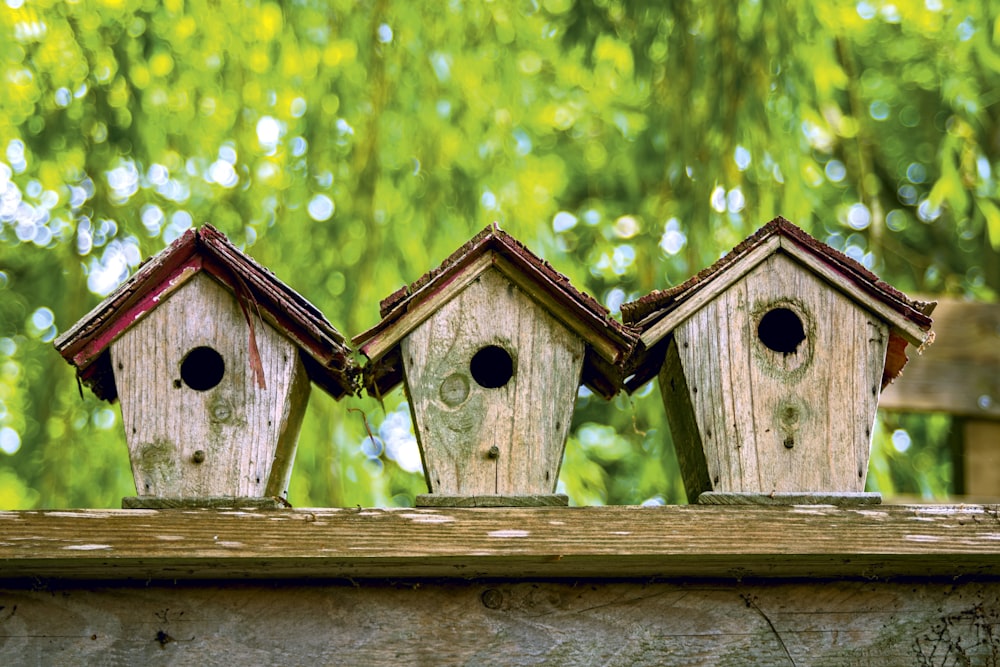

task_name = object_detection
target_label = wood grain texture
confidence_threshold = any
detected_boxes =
[963,421,1000,497]
[639,236,781,348]
[402,268,584,497]
[1,505,998,581]
[777,236,931,346]
[120,496,290,509]
[111,272,310,499]
[415,493,568,507]
[662,253,888,497]
[2,579,998,666]
[696,491,882,505]
[879,298,1000,419]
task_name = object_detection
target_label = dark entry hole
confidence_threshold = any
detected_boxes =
[758,307,806,355]
[470,345,514,389]
[180,346,225,391]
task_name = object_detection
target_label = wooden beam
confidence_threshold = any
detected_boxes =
[879,298,1000,419]
[1,505,998,581]
[2,579,999,665]
[962,420,1000,498]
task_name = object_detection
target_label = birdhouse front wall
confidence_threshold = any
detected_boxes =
[111,272,311,499]
[659,252,889,497]
[401,268,585,496]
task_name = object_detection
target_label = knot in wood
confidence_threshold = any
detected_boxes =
[481,588,503,609]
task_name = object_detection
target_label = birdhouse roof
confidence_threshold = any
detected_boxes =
[54,225,357,401]
[353,224,639,399]
[620,216,935,390]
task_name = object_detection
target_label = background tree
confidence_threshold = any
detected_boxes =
[0,0,994,508]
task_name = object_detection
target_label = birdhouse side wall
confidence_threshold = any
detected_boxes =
[657,339,712,499]
[402,269,585,496]
[661,253,889,495]
[112,273,310,499]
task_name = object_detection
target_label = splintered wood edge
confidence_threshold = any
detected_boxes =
[1,505,999,581]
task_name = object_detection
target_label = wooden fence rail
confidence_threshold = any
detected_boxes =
[879,297,1000,497]
[2,505,999,665]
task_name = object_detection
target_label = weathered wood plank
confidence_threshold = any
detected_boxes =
[403,268,584,497]
[963,420,1000,497]
[415,494,569,507]
[112,272,310,500]
[663,254,887,497]
[1,505,998,581]
[697,492,882,505]
[879,298,1000,419]
[1,579,998,666]
[121,496,290,509]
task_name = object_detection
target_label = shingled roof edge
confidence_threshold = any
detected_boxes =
[354,224,639,399]
[54,225,357,401]
[358,224,637,355]
[621,217,934,335]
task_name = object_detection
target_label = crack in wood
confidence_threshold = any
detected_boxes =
[742,592,797,667]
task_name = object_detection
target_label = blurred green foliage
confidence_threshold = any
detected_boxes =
[0,0,996,508]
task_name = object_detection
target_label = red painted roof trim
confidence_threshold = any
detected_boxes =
[54,225,357,401]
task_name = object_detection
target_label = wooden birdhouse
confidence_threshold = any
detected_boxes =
[354,224,637,507]
[621,217,934,504]
[55,225,357,508]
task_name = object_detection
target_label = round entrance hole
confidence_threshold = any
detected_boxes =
[180,346,226,391]
[757,307,806,355]
[470,345,514,389]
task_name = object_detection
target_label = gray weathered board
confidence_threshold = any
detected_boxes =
[402,268,583,497]
[878,297,1000,497]
[2,579,998,665]
[660,253,888,498]
[2,505,999,665]
[113,272,310,499]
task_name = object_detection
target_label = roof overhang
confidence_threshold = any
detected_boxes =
[55,226,357,401]
[354,225,638,400]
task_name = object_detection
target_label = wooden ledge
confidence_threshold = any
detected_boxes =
[1,504,998,581]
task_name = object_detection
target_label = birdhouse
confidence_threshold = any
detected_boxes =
[354,224,637,507]
[621,217,934,504]
[55,225,357,508]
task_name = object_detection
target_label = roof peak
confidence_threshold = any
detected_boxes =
[621,216,932,332]
[55,225,357,401]
[354,225,638,399]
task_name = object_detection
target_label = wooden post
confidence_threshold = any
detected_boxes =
[879,298,1000,497]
